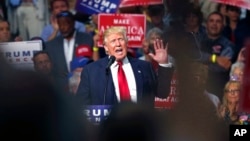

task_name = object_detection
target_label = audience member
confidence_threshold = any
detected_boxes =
[16,0,47,40]
[230,61,244,83]
[147,4,168,32]
[199,11,234,101]
[41,0,86,42]
[217,80,241,124]
[45,10,93,94]
[222,5,244,62]
[32,51,53,80]
[68,57,92,95]
[0,18,22,42]
[141,27,174,70]
[216,3,227,25]
[183,4,206,43]
[223,5,241,44]
[76,26,173,107]
[0,18,11,42]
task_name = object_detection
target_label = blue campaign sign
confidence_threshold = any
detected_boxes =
[75,0,120,15]
[84,105,113,124]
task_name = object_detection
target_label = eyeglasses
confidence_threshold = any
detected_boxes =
[225,89,240,94]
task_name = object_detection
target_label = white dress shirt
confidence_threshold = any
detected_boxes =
[110,57,137,102]
[63,32,76,72]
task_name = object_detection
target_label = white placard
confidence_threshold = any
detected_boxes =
[0,41,42,70]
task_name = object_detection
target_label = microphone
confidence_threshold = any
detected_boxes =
[105,56,116,72]
[75,44,93,58]
[104,55,116,105]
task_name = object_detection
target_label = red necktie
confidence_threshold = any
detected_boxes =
[117,61,131,101]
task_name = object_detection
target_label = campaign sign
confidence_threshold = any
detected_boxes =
[84,105,112,124]
[119,0,163,8]
[0,41,42,70]
[155,71,178,109]
[98,13,146,48]
[213,0,250,10]
[75,0,120,15]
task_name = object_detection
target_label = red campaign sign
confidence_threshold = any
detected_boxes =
[97,13,146,48]
[154,71,178,109]
[119,0,163,8]
[212,0,250,10]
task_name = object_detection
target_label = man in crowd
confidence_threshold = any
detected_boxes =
[76,26,173,107]
[33,51,53,79]
[45,10,93,94]
[199,11,234,101]
[41,0,85,42]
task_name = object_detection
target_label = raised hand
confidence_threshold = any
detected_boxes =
[148,39,168,64]
[237,47,246,62]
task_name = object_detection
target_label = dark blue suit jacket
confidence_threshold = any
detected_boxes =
[76,56,173,107]
[45,31,93,92]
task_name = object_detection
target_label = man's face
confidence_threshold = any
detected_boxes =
[206,14,224,38]
[104,33,128,61]
[185,13,199,27]
[227,9,240,21]
[52,1,68,16]
[57,17,74,38]
[34,54,52,75]
[0,21,11,42]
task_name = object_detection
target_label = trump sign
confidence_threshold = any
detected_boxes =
[75,0,120,15]
[98,13,146,48]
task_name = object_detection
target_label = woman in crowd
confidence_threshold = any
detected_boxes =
[217,80,241,124]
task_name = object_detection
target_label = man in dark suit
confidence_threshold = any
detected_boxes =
[76,26,173,107]
[45,11,93,93]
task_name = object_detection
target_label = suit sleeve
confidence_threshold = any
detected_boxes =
[76,66,91,107]
[156,66,174,98]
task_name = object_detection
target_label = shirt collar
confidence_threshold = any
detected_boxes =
[111,56,129,68]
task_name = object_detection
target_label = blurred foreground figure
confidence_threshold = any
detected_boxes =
[98,102,165,141]
[0,56,93,141]
[160,11,229,140]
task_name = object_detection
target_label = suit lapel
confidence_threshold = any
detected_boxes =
[57,37,69,73]
[72,31,79,60]
[128,57,143,100]
[99,57,118,105]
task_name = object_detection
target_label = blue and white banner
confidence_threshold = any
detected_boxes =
[84,105,112,124]
[0,41,42,70]
[75,0,120,15]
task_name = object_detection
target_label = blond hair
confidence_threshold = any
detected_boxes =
[103,26,128,45]
[217,80,241,121]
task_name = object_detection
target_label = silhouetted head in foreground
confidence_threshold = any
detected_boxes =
[98,102,165,141]
[0,57,92,141]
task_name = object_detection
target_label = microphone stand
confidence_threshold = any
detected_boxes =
[103,68,110,105]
